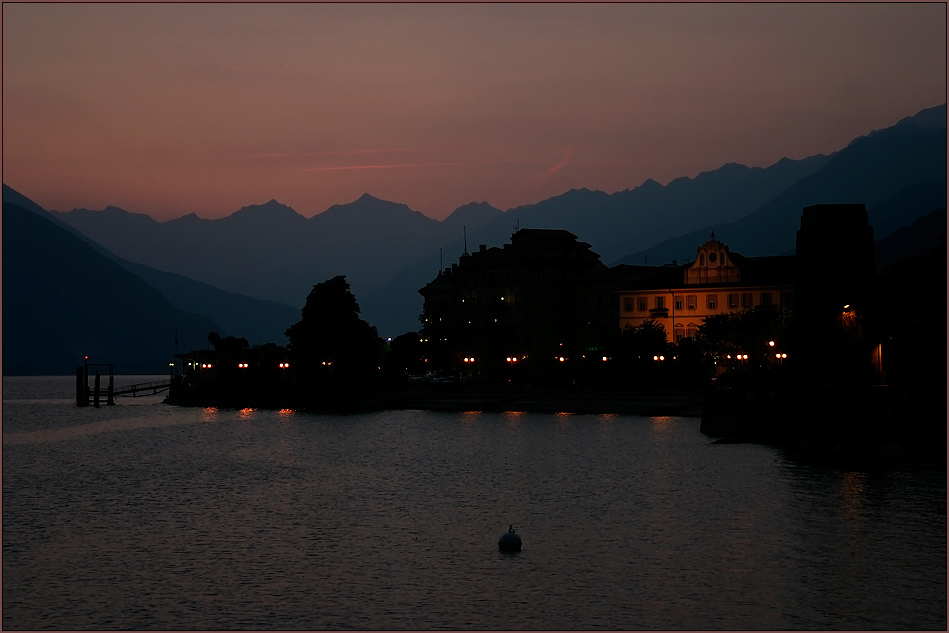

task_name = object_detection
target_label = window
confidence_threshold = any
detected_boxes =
[728,293,739,309]
[742,293,753,308]
[675,296,683,310]
[674,324,685,343]
[760,292,773,307]
[686,295,697,310]
[654,296,665,310]
[637,297,647,312]
[707,294,718,309]
[624,299,633,313]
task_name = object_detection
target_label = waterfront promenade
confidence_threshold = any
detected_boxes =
[165,377,705,416]
[305,385,705,417]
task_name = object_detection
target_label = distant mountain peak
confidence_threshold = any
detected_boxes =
[229,199,303,222]
[320,192,423,220]
[860,103,946,144]
[72,204,135,215]
[61,204,158,224]
[455,201,498,211]
[442,201,503,228]
[896,103,947,129]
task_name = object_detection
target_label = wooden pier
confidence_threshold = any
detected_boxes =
[75,361,171,407]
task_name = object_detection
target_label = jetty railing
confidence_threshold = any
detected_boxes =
[76,361,171,407]
[113,379,172,397]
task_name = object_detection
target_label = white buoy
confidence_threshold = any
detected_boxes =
[498,524,522,552]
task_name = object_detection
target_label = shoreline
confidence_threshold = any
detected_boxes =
[164,384,707,416]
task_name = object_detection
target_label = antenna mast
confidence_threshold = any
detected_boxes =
[463,225,469,255]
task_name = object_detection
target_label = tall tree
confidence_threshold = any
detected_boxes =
[285,276,383,387]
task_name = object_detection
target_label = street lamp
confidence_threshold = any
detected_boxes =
[506,356,518,382]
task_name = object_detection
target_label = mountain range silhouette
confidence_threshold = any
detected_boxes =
[3,104,945,374]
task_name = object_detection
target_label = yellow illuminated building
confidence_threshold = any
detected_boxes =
[617,234,795,342]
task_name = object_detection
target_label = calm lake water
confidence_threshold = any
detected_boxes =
[3,376,945,630]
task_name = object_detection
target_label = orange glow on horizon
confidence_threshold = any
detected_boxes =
[3,4,942,222]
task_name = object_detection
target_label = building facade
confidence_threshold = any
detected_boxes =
[617,234,796,342]
[417,228,619,376]
[418,205,878,379]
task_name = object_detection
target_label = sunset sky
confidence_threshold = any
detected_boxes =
[3,3,945,222]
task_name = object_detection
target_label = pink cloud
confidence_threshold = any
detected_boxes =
[517,147,574,188]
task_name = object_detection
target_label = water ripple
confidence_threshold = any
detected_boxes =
[2,377,945,630]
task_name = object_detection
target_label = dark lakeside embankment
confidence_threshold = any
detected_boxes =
[165,381,705,417]
[369,385,706,416]
[702,384,945,465]
[165,381,942,466]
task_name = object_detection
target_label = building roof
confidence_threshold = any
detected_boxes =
[420,228,608,295]
[614,252,795,291]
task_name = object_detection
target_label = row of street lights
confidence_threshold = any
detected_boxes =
[448,340,788,375]
[192,361,291,370]
[722,340,789,363]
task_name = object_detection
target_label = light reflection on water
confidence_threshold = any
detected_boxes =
[2,377,945,630]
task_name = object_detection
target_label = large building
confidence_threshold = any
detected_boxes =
[616,234,796,342]
[418,204,879,381]
[418,229,618,374]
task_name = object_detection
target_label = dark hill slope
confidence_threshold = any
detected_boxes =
[2,202,219,375]
[3,184,298,346]
[875,206,947,272]
[618,105,947,264]
[471,155,831,263]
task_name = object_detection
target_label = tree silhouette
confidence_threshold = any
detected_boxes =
[285,275,383,388]
[388,331,427,377]
[208,331,248,352]
[610,319,669,383]
[696,306,787,363]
